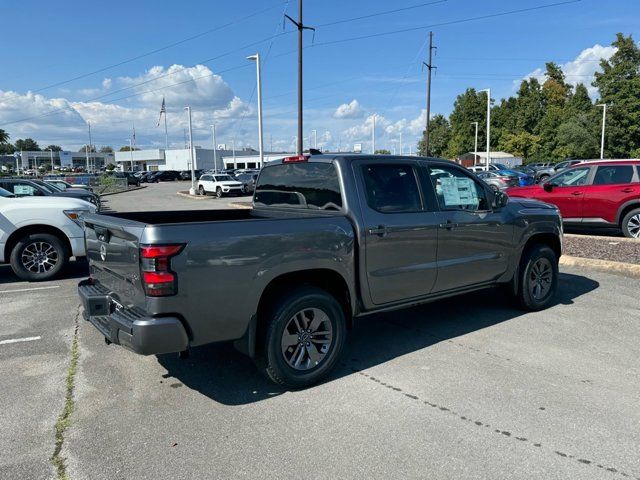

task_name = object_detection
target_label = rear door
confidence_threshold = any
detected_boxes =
[583,164,638,224]
[424,162,512,292]
[537,166,592,221]
[355,160,439,305]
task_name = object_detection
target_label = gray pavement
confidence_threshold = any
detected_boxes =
[1,183,639,479]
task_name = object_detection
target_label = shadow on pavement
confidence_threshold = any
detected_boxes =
[157,272,599,406]
[0,258,89,285]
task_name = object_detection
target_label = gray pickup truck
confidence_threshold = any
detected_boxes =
[78,154,562,387]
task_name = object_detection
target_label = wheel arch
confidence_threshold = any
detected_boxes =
[4,224,72,263]
[508,231,562,296]
[616,201,640,226]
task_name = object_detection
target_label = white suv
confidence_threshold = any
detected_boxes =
[197,174,243,198]
[0,187,97,281]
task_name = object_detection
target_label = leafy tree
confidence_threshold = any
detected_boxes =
[78,145,96,153]
[0,143,15,155]
[445,89,488,158]
[45,145,63,152]
[566,83,593,115]
[374,149,391,154]
[14,138,40,151]
[498,131,541,160]
[105,163,116,171]
[119,145,139,151]
[0,128,9,144]
[99,146,114,153]
[592,33,640,158]
[554,113,599,159]
[418,114,451,157]
[542,62,571,107]
[514,78,545,134]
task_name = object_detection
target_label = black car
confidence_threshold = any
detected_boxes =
[179,169,203,181]
[236,172,259,194]
[110,171,140,186]
[0,178,101,209]
[152,170,182,182]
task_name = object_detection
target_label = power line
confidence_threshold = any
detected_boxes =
[31,2,287,94]
[315,0,447,27]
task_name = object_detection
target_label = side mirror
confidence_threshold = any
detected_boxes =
[543,183,554,192]
[493,190,509,209]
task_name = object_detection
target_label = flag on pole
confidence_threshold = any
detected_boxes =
[157,97,166,127]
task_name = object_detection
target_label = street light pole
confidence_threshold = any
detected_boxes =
[88,121,93,172]
[471,121,479,165]
[184,107,196,195]
[399,132,403,156]
[128,139,134,172]
[480,89,491,171]
[210,124,218,173]
[597,103,607,159]
[247,54,264,168]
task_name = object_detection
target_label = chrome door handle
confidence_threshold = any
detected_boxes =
[621,188,634,193]
[368,225,389,237]
[571,191,583,196]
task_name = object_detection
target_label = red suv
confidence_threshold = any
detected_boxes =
[507,160,640,238]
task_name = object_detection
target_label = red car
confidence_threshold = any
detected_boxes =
[507,160,640,238]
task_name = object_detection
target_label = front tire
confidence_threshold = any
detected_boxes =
[9,233,69,281]
[621,208,640,238]
[198,185,206,196]
[516,245,558,311]
[258,287,347,388]
[216,187,223,198]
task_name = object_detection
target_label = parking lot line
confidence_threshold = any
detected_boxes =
[0,336,42,345]
[0,285,60,294]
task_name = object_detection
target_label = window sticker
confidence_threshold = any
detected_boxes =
[14,185,35,196]
[440,177,478,207]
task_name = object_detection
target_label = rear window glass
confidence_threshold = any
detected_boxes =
[254,162,342,211]
[593,165,634,185]
[361,164,422,213]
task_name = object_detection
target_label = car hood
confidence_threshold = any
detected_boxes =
[1,195,96,210]
[218,181,242,186]
[506,185,541,196]
[508,196,558,210]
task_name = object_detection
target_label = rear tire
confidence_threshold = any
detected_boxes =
[257,287,347,388]
[9,233,69,282]
[538,174,550,183]
[198,185,206,196]
[516,245,558,311]
[621,208,640,238]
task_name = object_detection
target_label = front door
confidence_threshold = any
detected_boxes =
[537,166,591,221]
[356,161,440,305]
[424,162,513,293]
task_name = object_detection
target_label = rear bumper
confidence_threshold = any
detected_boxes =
[78,279,188,355]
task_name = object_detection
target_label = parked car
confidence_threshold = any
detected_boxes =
[476,171,520,191]
[44,179,94,193]
[236,172,259,194]
[179,169,204,181]
[534,159,583,183]
[151,170,182,182]
[0,178,101,210]
[507,160,640,237]
[0,187,96,280]
[467,163,510,173]
[498,168,535,186]
[78,154,562,388]
[109,171,140,187]
[196,173,243,197]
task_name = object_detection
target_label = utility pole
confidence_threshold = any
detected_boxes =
[597,104,607,159]
[285,0,315,155]
[185,107,196,195]
[312,129,317,149]
[128,139,134,172]
[371,116,376,154]
[210,124,218,173]
[88,121,93,172]
[480,89,491,171]
[423,31,436,156]
[399,132,403,156]
[471,121,479,165]
[232,139,237,169]
[247,54,264,168]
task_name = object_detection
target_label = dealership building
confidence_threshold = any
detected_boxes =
[114,147,290,172]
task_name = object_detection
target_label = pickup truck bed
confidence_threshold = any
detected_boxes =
[79,154,562,388]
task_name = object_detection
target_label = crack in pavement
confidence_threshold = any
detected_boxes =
[349,364,638,479]
[51,305,81,480]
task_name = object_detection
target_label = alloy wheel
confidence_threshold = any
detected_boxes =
[21,241,59,274]
[529,258,553,301]
[280,308,334,371]
[627,214,640,238]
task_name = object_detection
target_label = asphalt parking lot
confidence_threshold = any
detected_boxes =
[1,184,640,480]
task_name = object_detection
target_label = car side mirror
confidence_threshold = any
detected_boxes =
[543,183,554,192]
[493,190,509,209]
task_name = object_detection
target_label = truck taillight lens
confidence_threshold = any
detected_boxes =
[282,155,309,163]
[140,244,185,297]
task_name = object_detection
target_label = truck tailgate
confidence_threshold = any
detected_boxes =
[83,213,147,309]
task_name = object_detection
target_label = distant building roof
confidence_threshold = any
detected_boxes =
[459,151,519,161]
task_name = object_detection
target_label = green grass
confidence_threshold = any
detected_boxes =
[51,314,80,480]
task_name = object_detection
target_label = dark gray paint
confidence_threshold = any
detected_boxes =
[80,155,562,355]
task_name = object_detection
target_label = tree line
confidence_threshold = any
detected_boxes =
[418,33,640,163]
[0,134,117,155]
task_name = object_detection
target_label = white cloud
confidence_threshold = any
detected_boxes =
[521,44,617,97]
[102,78,112,90]
[333,99,364,119]
[118,64,234,109]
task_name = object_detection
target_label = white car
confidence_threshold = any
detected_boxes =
[0,187,97,281]
[197,173,243,197]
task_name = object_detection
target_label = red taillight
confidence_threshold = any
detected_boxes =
[282,155,309,163]
[140,244,185,297]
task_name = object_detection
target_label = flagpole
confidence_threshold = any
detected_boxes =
[164,110,168,150]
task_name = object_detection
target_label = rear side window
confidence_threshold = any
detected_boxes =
[592,165,634,185]
[361,164,422,213]
[254,162,342,211]
[8,183,38,196]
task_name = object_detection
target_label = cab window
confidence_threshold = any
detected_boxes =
[428,165,489,211]
[549,167,590,187]
[361,164,422,213]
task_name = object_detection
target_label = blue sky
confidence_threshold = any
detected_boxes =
[1,0,638,152]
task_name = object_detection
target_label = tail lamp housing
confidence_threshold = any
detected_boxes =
[140,244,185,297]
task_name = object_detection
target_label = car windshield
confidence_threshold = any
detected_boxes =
[31,181,55,193]
[46,182,65,191]
[215,175,234,181]
[0,187,15,197]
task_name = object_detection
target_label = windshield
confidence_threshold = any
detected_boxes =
[46,182,65,191]
[32,181,56,193]
[215,175,235,182]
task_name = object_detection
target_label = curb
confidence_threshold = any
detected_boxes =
[560,255,640,279]
[176,191,213,200]
[564,233,639,244]
[99,186,146,196]
[230,202,252,210]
